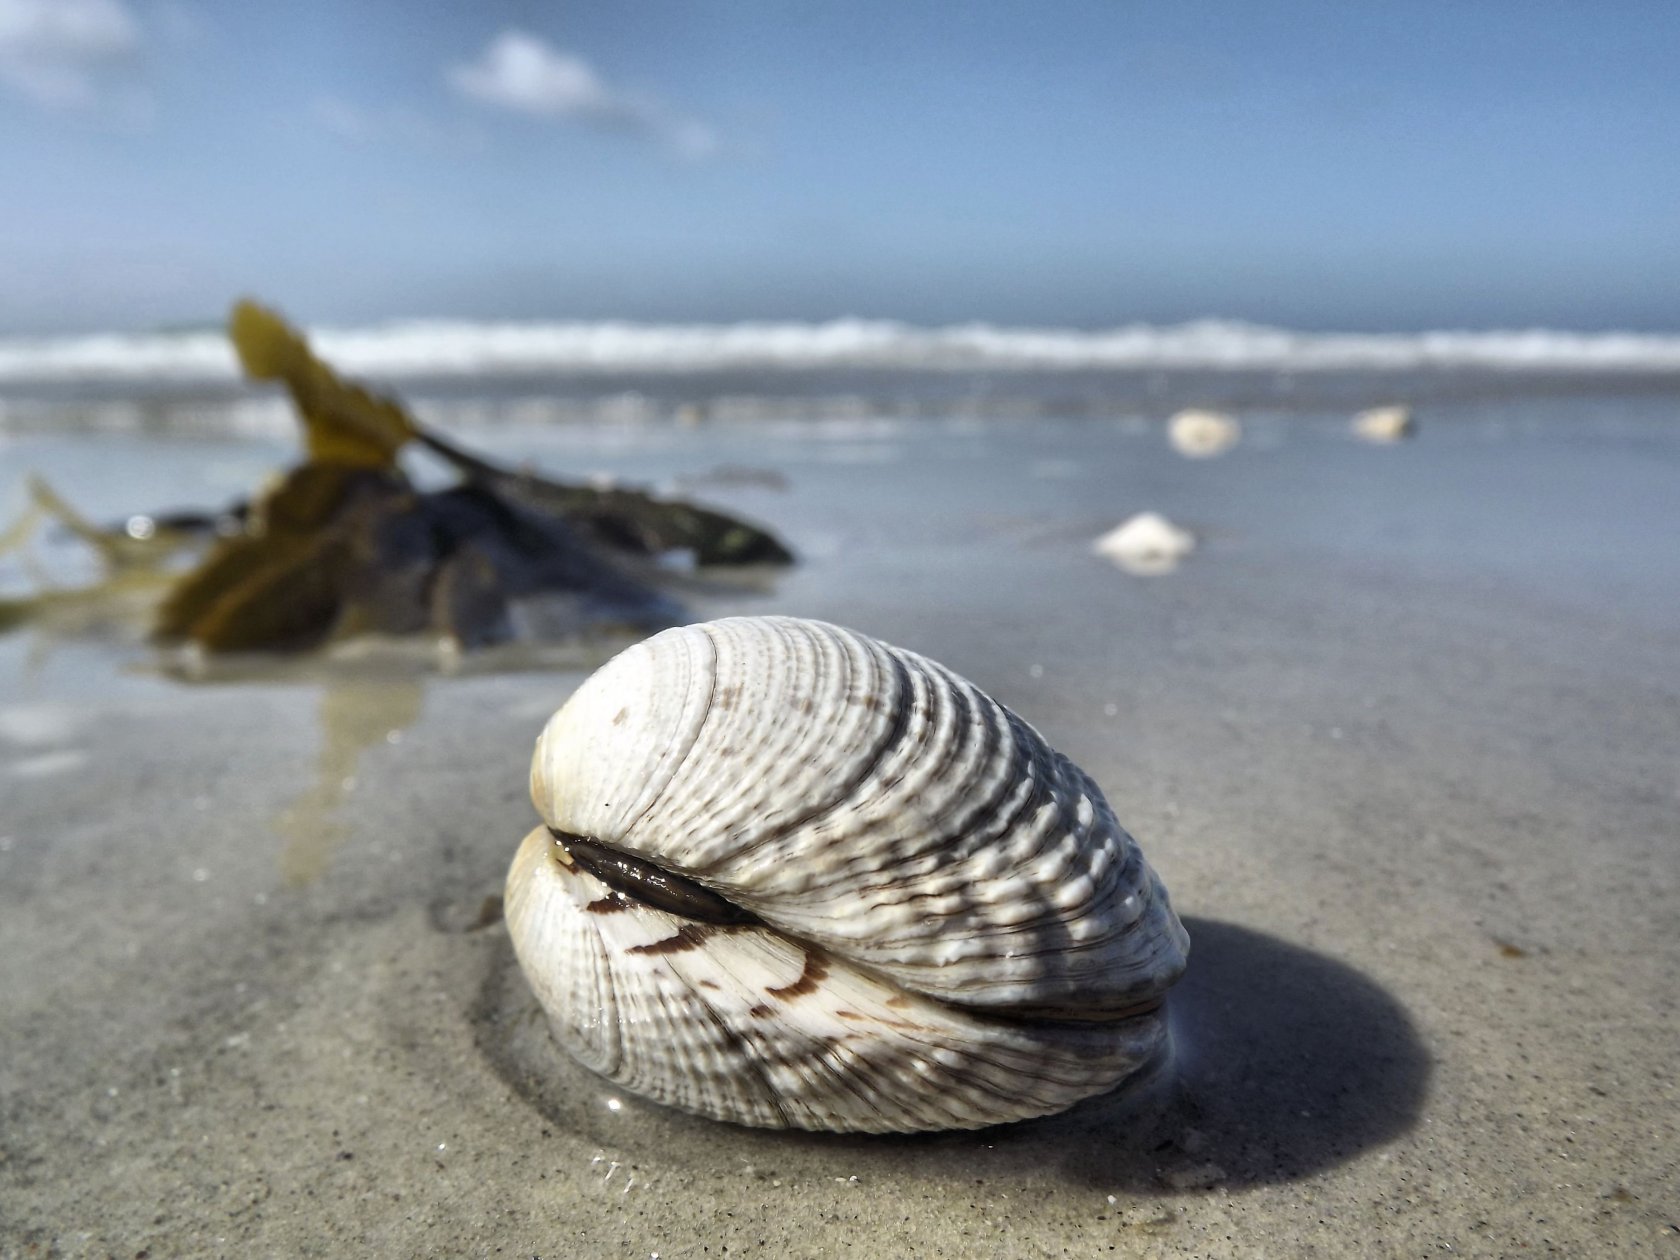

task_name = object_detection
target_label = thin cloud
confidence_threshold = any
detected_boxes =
[310,93,482,155]
[446,29,718,160]
[0,0,144,111]
[310,94,375,142]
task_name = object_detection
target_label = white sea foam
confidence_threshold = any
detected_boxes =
[3,319,1680,385]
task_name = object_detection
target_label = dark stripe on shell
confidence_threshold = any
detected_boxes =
[552,828,759,926]
[683,627,920,876]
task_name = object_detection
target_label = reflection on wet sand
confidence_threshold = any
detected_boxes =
[272,676,425,887]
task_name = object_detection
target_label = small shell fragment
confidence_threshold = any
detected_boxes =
[1352,405,1416,443]
[1092,513,1196,576]
[1168,409,1241,458]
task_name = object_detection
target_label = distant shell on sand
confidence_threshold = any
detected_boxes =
[1092,512,1196,576]
[1352,405,1416,443]
[1168,409,1241,458]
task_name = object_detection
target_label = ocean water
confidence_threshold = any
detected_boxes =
[3,317,1680,442]
[7,318,1680,382]
[4,370,1677,620]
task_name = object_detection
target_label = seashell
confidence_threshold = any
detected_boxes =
[1092,512,1196,576]
[1352,404,1416,443]
[1168,408,1241,458]
[505,615,1189,1133]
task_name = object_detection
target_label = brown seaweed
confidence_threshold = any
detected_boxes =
[0,478,185,639]
[229,301,416,468]
[153,300,771,653]
[152,458,686,653]
[414,426,795,567]
[27,476,204,571]
[229,300,793,566]
[153,465,404,651]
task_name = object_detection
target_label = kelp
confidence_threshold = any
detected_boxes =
[229,300,793,567]
[153,465,399,650]
[0,478,186,637]
[414,426,795,567]
[228,302,416,468]
[154,464,687,653]
[149,300,789,653]
[27,476,205,571]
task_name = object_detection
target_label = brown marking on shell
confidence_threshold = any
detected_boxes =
[748,1003,774,1018]
[627,924,713,955]
[585,893,630,915]
[766,952,828,1000]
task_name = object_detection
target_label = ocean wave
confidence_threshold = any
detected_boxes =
[3,318,1680,384]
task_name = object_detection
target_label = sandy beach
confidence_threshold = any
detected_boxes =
[3,394,1678,1256]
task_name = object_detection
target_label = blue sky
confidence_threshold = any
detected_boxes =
[1,0,1676,334]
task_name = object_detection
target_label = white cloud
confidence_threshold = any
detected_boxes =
[447,29,718,160]
[0,0,143,111]
[448,31,614,119]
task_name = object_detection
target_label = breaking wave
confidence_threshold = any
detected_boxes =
[3,319,1680,385]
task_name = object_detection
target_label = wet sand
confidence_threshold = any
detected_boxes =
[3,400,1678,1255]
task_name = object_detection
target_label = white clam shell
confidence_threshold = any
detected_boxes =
[1168,408,1241,458]
[1352,404,1417,443]
[506,616,1189,1132]
[1093,512,1196,576]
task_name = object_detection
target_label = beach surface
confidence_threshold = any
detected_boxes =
[2,394,1678,1256]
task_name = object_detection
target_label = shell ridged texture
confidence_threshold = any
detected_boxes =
[509,616,1189,1132]
[506,829,1167,1133]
